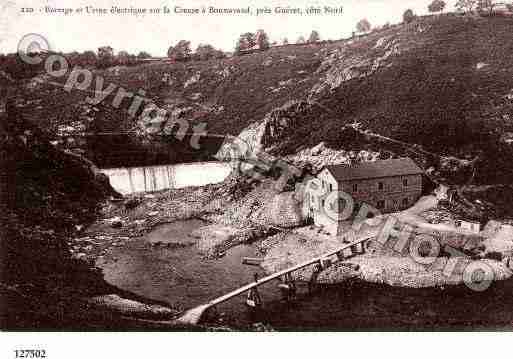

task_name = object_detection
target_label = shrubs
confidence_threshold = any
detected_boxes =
[137,51,151,59]
[308,30,320,43]
[356,19,372,33]
[455,0,478,14]
[255,29,270,50]
[1,107,116,284]
[97,46,114,68]
[192,44,225,61]
[235,32,256,54]
[235,30,270,55]
[428,0,447,13]
[167,40,191,61]
[403,9,416,23]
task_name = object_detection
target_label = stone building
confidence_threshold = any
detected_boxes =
[304,158,423,235]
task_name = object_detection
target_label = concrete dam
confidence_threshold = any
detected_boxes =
[101,161,232,195]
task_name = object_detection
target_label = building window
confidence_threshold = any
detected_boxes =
[403,178,408,187]
[353,183,358,192]
[321,199,325,208]
[329,183,333,192]
[377,200,385,209]
[378,182,384,190]
[402,198,409,206]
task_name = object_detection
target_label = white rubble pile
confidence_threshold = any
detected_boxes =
[287,142,381,171]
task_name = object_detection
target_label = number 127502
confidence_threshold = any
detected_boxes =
[14,350,46,358]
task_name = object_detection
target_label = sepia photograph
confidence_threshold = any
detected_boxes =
[1,0,513,351]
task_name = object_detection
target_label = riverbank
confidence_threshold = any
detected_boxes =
[0,113,189,330]
[76,169,513,329]
[89,173,513,292]
[83,174,305,260]
[259,196,513,289]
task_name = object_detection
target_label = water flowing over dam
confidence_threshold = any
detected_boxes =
[101,162,232,195]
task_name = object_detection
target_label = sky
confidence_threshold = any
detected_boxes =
[1,0,458,56]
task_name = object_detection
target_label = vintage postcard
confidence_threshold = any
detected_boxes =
[1,0,513,355]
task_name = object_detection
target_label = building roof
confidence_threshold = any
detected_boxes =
[324,158,423,182]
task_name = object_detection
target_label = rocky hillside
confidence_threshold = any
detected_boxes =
[7,15,513,183]
[0,103,132,328]
[225,15,513,185]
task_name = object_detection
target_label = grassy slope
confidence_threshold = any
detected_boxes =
[327,16,513,152]
[6,15,513,178]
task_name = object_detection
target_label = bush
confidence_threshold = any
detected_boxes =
[235,32,256,54]
[308,30,320,43]
[356,19,372,33]
[255,29,270,50]
[167,40,191,61]
[403,9,416,23]
[428,0,446,13]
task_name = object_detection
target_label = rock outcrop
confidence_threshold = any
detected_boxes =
[0,103,119,284]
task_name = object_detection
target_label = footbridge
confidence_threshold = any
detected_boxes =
[171,233,376,325]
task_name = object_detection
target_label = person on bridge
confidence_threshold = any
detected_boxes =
[246,273,262,308]
[308,263,323,294]
[285,273,297,301]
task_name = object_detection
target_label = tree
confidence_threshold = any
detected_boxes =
[117,51,130,65]
[255,29,270,50]
[477,0,496,15]
[308,30,320,43]
[403,9,416,23]
[97,46,114,67]
[282,38,289,45]
[195,44,218,60]
[65,51,81,67]
[356,19,372,33]
[297,36,306,44]
[167,40,191,61]
[98,46,114,59]
[137,51,151,59]
[235,32,256,54]
[455,0,478,13]
[81,51,97,66]
[428,0,446,13]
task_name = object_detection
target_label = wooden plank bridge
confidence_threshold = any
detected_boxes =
[172,233,375,325]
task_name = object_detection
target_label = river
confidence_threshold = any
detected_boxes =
[98,219,282,327]
[97,162,513,330]
[97,219,513,330]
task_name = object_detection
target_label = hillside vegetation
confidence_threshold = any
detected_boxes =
[6,15,513,183]
[2,13,513,329]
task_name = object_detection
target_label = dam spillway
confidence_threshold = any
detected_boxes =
[101,162,232,195]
